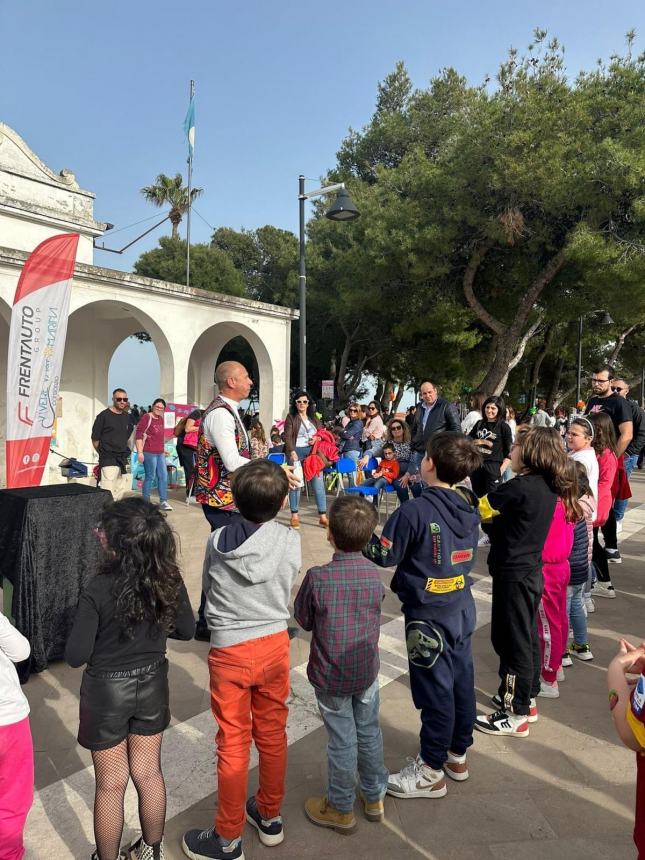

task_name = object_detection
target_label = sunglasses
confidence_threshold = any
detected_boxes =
[296,399,309,404]
[114,397,129,402]
[390,424,403,430]
[611,386,625,393]
[368,407,377,411]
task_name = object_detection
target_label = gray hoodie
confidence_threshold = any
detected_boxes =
[202,519,301,648]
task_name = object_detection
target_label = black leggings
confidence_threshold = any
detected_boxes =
[592,527,611,582]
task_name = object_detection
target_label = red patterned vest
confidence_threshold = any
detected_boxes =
[195,395,250,509]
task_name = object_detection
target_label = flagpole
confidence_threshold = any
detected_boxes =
[186,79,195,288]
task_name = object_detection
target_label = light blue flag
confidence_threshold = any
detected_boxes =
[183,96,195,159]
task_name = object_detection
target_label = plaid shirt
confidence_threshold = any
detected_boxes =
[294,551,385,696]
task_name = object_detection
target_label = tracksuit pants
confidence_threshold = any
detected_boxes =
[537,562,569,684]
[405,595,477,770]
[490,569,543,715]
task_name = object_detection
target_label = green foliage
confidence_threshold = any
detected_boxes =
[141,173,203,239]
[212,225,298,305]
[133,237,245,296]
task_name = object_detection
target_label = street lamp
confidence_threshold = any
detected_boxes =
[576,310,614,405]
[298,176,360,393]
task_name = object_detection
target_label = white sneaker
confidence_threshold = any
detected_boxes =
[478,534,490,547]
[491,695,538,723]
[556,667,565,682]
[443,751,468,781]
[584,595,595,614]
[592,580,616,599]
[160,501,173,512]
[616,521,623,535]
[387,755,447,799]
[561,653,573,668]
[474,709,529,737]
[571,643,594,661]
[538,679,560,698]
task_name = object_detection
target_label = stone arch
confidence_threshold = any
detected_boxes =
[187,321,275,432]
[52,299,174,480]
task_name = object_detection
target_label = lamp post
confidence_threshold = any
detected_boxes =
[298,176,360,393]
[575,310,614,406]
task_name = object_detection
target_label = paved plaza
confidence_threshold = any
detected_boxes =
[15,475,645,859]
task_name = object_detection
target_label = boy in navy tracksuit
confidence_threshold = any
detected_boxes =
[365,432,482,799]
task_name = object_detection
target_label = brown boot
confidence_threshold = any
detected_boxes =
[290,513,300,529]
[304,796,356,834]
[359,791,384,822]
[319,513,329,527]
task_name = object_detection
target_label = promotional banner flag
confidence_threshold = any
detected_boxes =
[6,233,79,487]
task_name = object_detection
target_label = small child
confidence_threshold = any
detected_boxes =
[66,498,196,860]
[607,638,645,858]
[294,495,387,833]
[361,443,400,505]
[365,432,482,798]
[0,611,32,860]
[562,462,595,668]
[475,427,565,737]
[249,416,269,460]
[536,459,579,698]
[588,412,618,598]
[183,459,301,860]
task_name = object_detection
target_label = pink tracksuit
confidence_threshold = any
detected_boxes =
[538,499,574,684]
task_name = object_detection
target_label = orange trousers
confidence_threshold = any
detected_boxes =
[208,630,290,839]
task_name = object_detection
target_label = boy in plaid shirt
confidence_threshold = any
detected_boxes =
[294,495,388,833]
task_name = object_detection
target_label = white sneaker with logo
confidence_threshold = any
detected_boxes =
[387,755,447,799]
[474,709,529,737]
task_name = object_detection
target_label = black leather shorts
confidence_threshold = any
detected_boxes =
[78,658,170,750]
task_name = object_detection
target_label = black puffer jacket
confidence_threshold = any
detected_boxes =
[568,517,590,586]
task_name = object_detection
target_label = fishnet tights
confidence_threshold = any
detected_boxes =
[91,733,166,860]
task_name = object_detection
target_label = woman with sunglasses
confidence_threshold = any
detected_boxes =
[338,403,364,487]
[359,418,412,503]
[361,401,386,450]
[283,391,328,529]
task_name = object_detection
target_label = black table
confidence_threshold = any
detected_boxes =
[0,484,111,681]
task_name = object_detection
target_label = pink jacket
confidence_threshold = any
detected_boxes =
[542,499,574,582]
[594,448,617,527]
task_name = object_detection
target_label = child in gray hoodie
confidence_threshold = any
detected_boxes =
[182,460,301,860]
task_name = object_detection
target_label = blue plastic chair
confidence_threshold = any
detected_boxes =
[331,457,357,495]
[268,452,286,465]
[345,456,380,500]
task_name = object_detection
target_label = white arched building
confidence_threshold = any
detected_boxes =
[0,123,296,486]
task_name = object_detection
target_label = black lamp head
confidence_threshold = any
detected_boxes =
[325,188,360,222]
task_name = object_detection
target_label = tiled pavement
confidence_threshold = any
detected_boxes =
[17,474,645,859]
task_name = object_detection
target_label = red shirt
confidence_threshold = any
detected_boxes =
[377,458,400,484]
[135,413,165,454]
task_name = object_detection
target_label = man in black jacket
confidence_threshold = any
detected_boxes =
[401,380,461,497]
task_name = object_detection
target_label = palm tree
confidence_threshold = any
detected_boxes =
[141,173,203,239]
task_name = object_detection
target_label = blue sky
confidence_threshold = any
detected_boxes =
[2,1,643,406]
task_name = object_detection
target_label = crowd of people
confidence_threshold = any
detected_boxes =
[3,361,645,860]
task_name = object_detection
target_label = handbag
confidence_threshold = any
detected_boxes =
[183,419,201,449]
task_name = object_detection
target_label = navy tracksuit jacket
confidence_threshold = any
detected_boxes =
[365,486,480,769]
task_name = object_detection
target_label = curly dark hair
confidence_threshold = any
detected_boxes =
[98,497,183,639]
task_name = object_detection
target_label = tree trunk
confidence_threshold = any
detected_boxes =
[391,383,405,414]
[381,380,395,413]
[527,324,556,403]
[546,352,566,409]
[478,314,545,394]
[608,325,639,365]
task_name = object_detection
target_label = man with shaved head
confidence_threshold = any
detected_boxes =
[194,361,255,639]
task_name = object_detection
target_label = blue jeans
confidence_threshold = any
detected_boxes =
[613,454,638,520]
[142,452,168,503]
[315,679,388,813]
[362,476,387,505]
[392,461,410,503]
[409,451,426,499]
[289,445,327,514]
[344,448,360,488]
[567,582,588,646]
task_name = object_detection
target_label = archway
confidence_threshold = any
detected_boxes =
[187,321,275,433]
[53,300,174,480]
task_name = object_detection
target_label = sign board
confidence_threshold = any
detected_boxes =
[321,379,334,399]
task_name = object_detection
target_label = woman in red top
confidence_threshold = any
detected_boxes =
[135,399,172,512]
[588,412,618,598]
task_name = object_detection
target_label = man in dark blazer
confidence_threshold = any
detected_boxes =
[401,380,461,497]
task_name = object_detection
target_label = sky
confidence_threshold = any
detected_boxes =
[2,1,643,407]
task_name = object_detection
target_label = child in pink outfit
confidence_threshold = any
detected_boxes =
[0,611,33,860]
[537,497,575,697]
